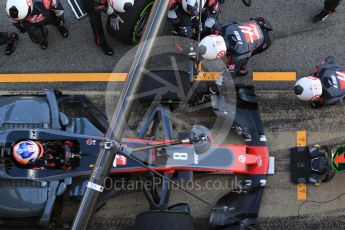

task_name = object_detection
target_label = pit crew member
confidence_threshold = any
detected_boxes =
[6,0,68,50]
[168,0,224,38]
[294,56,345,108]
[82,0,133,56]
[199,17,273,77]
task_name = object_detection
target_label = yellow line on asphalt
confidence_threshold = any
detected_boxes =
[253,72,296,81]
[194,72,221,81]
[0,72,222,82]
[0,72,297,83]
[0,73,128,83]
[297,131,307,147]
[296,130,307,201]
[297,183,307,201]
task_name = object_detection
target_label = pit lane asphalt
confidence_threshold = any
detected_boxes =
[2,0,345,229]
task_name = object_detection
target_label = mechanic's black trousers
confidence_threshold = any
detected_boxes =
[324,0,342,12]
[23,14,66,44]
[0,32,10,45]
[83,0,106,46]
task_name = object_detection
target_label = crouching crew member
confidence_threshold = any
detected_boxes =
[294,56,345,108]
[168,0,224,39]
[6,0,68,50]
[199,17,273,77]
[83,0,133,56]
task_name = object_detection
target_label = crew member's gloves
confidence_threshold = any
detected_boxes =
[111,15,124,30]
[181,26,194,38]
[191,16,202,32]
[311,102,323,109]
[311,97,325,109]
[205,17,216,29]
[172,26,193,38]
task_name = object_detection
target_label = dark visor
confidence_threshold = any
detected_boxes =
[9,6,19,19]
[9,5,31,19]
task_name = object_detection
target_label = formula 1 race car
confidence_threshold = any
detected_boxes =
[0,71,272,229]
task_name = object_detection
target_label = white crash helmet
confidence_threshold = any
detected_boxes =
[108,0,134,13]
[182,0,206,14]
[198,35,227,60]
[294,76,323,102]
[6,0,33,21]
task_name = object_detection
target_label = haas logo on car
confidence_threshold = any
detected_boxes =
[257,157,263,167]
[238,155,246,163]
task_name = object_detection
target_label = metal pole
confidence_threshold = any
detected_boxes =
[72,1,170,229]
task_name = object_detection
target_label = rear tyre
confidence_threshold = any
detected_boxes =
[106,0,154,44]
[135,211,194,230]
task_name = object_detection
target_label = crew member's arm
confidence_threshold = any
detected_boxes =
[10,19,25,33]
[46,0,65,18]
[106,3,126,31]
[312,94,343,108]
[226,49,250,74]
[311,97,325,108]
[204,0,221,31]
[313,56,336,77]
[323,55,336,64]
[311,79,337,108]
[170,0,182,8]
[207,0,221,12]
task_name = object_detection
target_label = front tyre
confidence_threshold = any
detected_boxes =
[106,0,154,45]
